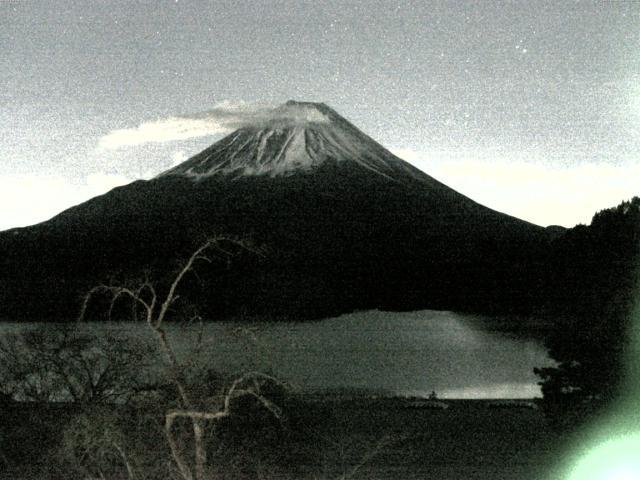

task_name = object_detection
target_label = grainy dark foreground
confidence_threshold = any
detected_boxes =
[0,396,563,480]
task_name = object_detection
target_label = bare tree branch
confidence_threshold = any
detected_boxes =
[78,237,280,480]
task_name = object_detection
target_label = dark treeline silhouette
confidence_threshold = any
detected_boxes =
[535,197,640,429]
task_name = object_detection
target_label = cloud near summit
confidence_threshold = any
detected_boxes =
[98,101,330,150]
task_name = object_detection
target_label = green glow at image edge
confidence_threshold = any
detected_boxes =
[566,292,640,480]
[568,434,640,480]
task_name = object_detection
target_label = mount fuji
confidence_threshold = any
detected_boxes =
[0,101,554,322]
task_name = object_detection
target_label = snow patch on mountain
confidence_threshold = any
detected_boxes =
[158,101,428,183]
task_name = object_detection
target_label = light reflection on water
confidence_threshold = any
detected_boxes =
[0,309,552,398]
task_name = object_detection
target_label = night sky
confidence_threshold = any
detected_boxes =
[2,0,639,229]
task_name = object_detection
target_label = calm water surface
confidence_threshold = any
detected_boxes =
[0,309,552,398]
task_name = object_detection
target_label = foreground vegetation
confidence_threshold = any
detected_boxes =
[0,321,564,480]
[1,394,560,480]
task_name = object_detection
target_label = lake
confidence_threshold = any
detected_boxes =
[0,309,552,399]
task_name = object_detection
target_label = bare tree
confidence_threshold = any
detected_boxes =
[0,326,153,404]
[80,237,286,480]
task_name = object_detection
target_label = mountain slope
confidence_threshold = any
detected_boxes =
[0,101,553,322]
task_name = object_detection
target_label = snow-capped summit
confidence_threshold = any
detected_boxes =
[158,101,425,182]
